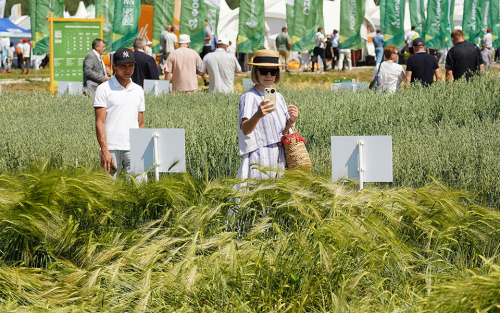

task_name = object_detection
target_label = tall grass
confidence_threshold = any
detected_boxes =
[1,74,500,204]
[1,166,500,311]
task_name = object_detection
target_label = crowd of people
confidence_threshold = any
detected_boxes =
[1,38,32,74]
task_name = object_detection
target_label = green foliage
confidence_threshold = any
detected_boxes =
[1,167,500,311]
[1,75,500,205]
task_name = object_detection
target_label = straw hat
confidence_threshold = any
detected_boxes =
[245,49,286,67]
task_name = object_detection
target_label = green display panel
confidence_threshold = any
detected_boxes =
[52,21,101,82]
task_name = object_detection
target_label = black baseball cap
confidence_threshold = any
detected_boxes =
[113,48,136,66]
[412,38,425,47]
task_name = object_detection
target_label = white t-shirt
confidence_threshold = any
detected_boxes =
[93,76,145,150]
[315,32,325,49]
[198,49,242,93]
[164,32,178,53]
[406,31,417,47]
[484,33,493,49]
[204,26,213,46]
[372,62,405,93]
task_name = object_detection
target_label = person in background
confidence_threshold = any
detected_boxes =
[94,48,145,178]
[337,48,352,71]
[312,27,327,72]
[325,34,334,70]
[145,41,153,57]
[373,30,384,64]
[131,38,160,87]
[164,34,203,94]
[405,38,441,87]
[83,39,111,95]
[331,29,340,70]
[6,42,14,73]
[483,28,493,57]
[228,41,234,54]
[21,38,30,74]
[276,26,291,73]
[15,40,23,69]
[300,50,310,72]
[481,41,492,72]
[406,26,418,55]
[237,49,299,180]
[197,38,242,93]
[372,44,405,92]
[200,20,213,60]
[445,29,484,82]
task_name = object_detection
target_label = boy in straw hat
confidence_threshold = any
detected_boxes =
[237,49,299,180]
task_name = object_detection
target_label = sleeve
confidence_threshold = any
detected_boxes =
[84,53,106,83]
[238,92,257,125]
[198,59,207,73]
[406,57,413,72]
[234,56,242,72]
[148,57,160,80]
[445,49,454,70]
[93,84,108,108]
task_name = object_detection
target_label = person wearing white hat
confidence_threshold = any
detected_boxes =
[197,37,242,93]
[164,34,203,93]
[145,40,153,57]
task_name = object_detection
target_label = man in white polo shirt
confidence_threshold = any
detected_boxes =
[197,38,242,93]
[94,48,146,177]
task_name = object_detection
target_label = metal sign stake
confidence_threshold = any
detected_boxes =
[357,140,365,190]
[153,133,159,182]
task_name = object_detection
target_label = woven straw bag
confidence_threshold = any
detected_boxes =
[280,125,312,170]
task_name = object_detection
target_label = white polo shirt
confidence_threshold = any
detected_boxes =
[93,76,145,151]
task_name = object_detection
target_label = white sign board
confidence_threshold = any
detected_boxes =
[144,79,170,95]
[331,136,393,183]
[58,81,83,95]
[331,82,368,91]
[242,79,254,91]
[130,129,186,176]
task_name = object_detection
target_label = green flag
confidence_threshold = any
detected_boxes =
[112,0,141,51]
[384,0,406,47]
[409,0,426,38]
[425,0,454,49]
[180,0,207,53]
[462,0,483,45]
[286,0,294,40]
[291,0,322,51]
[152,0,175,53]
[481,1,491,35]
[339,0,365,50]
[205,0,221,35]
[380,0,386,35]
[30,0,65,55]
[95,0,114,54]
[237,0,265,53]
[491,0,500,47]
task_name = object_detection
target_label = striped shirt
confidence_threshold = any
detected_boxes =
[238,88,288,156]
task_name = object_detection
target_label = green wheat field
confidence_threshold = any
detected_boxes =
[1,74,500,311]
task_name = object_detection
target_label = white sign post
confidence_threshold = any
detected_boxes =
[144,79,170,95]
[58,81,83,95]
[331,136,393,190]
[130,129,186,182]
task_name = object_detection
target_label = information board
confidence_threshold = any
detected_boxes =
[52,21,101,82]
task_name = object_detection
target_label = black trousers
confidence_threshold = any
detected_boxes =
[200,45,212,60]
[312,47,327,71]
[332,47,340,69]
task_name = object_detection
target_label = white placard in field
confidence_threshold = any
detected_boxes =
[144,79,169,95]
[331,136,393,184]
[0,84,2,94]
[58,81,83,95]
[243,79,254,90]
[130,129,186,179]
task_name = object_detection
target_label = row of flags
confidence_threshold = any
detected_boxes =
[380,0,500,50]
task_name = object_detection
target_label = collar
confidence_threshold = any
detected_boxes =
[109,75,136,90]
[415,51,426,54]
[92,49,101,58]
[216,48,226,52]
[137,49,145,53]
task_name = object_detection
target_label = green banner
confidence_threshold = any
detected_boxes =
[152,0,175,53]
[384,0,406,47]
[179,0,207,53]
[205,0,221,35]
[425,0,454,49]
[481,1,491,34]
[380,0,386,35]
[286,0,294,41]
[237,0,265,53]
[462,0,483,45]
[291,0,322,51]
[112,0,141,50]
[30,0,65,55]
[491,0,500,47]
[53,21,101,82]
[95,0,114,54]
[339,0,365,50]
[409,0,426,38]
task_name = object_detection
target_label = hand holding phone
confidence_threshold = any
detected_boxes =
[264,87,276,111]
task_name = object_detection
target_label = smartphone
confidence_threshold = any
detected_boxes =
[109,163,118,176]
[264,87,276,111]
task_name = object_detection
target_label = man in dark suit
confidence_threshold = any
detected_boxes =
[83,39,110,95]
[131,38,159,87]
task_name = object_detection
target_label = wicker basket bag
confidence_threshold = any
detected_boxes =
[280,125,312,170]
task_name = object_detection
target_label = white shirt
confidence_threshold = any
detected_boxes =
[315,32,325,49]
[93,49,107,74]
[484,33,493,49]
[373,62,405,93]
[164,32,178,53]
[198,49,242,93]
[93,76,145,150]
[406,31,417,47]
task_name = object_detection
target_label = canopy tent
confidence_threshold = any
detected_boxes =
[0,18,31,38]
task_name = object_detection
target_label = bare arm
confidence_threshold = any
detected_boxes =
[405,71,412,89]
[165,72,172,81]
[480,64,485,72]
[197,70,207,80]
[94,107,114,172]
[204,33,212,41]
[434,69,442,81]
[445,69,453,82]
[138,112,145,129]
[287,40,291,51]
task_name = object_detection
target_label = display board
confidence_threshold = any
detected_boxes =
[48,14,104,93]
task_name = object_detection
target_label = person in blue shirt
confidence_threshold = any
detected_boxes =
[373,30,385,64]
[331,29,340,70]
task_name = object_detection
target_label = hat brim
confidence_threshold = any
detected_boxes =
[244,63,287,67]
[114,60,137,66]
